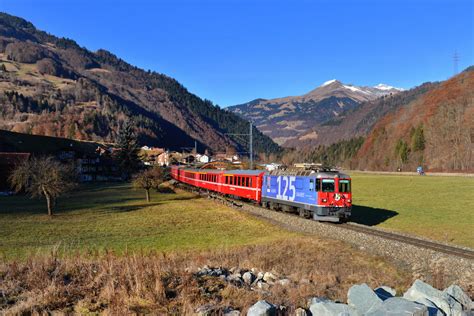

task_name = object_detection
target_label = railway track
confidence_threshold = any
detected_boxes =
[339,223,474,260]
[179,184,474,260]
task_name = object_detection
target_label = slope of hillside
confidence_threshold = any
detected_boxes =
[228,80,402,145]
[285,81,438,147]
[355,68,473,171]
[0,13,279,154]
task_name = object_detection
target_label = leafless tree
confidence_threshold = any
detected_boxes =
[133,168,165,202]
[9,156,77,216]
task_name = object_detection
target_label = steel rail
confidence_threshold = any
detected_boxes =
[177,183,474,260]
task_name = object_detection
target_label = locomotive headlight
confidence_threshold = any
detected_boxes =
[347,199,351,203]
[322,198,327,203]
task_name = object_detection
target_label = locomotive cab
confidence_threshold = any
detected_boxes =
[314,174,352,222]
[260,169,352,222]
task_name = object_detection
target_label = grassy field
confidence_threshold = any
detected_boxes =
[350,173,474,248]
[1,173,472,260]
[0,183,295,259]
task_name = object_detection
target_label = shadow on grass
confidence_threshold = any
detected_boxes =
[79,182,127,193]
[167,195,200,201]
[350,204,398,226]
[107,202,163,213]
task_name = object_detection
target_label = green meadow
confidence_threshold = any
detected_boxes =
[0,183,295,260]
[350,173,474,248]
[1,173,472,260]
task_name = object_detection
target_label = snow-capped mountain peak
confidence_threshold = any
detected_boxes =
[321,79,338,87]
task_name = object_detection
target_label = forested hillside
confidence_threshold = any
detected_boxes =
[0,13,279,154]
[282,68,473,172]
[284,81,439,147]
[354,68,473,171]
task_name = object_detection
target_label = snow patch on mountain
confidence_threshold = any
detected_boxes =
[374,83,404,91]
[321,79,337,87]
[343,85,371,95]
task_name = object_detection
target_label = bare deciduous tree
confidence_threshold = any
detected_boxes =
[133,168,165,202]
[9,156,77,216]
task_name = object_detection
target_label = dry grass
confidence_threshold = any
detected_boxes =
[0,237,413,315]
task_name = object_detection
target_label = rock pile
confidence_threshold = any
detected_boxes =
[246,279,473,316]
[194,273,473,316]
[196,265,291,291]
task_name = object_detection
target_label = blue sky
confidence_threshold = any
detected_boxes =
[1,0,472,106]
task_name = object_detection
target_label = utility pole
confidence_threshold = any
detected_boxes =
[249,122,253,169]
[194,140,197,154]
[224,121,254,169]
[453,50,459,76]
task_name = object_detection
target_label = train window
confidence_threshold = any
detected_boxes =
[322,179,335,192]
[339,179,351,193]
[316,179,321,191]
[249,178,253,187]
[246,177,249,187]
[309,179,314,191]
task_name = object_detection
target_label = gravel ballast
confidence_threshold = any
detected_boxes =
[234,200,474,293]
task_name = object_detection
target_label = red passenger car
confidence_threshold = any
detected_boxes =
[170,166,265,202]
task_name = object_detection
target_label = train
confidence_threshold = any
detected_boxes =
[171,165,352,222]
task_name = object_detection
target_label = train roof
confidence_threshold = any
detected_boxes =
[177,167,264,175]
[268,169,350,178]
[222,170,265,175]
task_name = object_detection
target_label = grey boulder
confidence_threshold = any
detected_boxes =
[247,300,277,316]
[309,300,357,316]
[443,284,473,311]
[366,297,428,316]
[347,283,383,314]
[404,279,463,315]
[242,271,256,285]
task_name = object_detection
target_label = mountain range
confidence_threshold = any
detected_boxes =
[0,12,279,154]
[227,80,403,145]
[280,67,473,172]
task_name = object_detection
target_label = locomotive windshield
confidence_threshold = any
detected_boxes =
[321,179,335,192]
[339,179,351,193]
